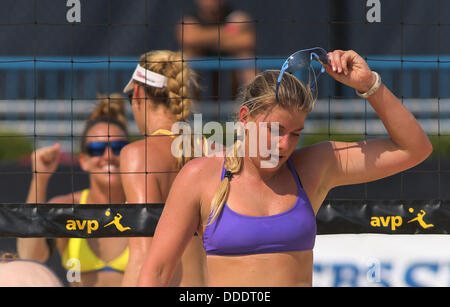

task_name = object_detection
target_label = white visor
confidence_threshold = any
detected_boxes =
[123,64,168,93]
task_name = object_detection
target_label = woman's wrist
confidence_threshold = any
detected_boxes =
[355,71,382,98]
[32,173,51,185]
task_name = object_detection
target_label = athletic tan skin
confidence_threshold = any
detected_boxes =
[120,51,207,287]
[137,50,432,287]
[17,121,129,287]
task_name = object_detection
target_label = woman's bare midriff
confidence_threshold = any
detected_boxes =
[206,250,313,287]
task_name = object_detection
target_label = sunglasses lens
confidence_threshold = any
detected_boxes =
[110,141,129,155]
[86,142,107,157]
[286,52,311,73]
[86,141,128,156]
[276,47,328,102]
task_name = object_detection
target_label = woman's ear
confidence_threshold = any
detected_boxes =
[132,83,147,111]
[239,106,250,125]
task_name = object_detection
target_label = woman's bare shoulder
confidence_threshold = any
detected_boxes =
[178,156,223,182]
[290,141,337,185]
[120,139,146,159]
[120,140,146,171]
[292,141,335,164]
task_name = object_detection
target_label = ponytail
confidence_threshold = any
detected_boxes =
[208,141,243,225]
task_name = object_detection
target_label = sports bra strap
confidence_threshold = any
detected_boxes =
[287,158,303,189]
[220,158,302,189]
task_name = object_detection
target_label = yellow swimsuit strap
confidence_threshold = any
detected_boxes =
[79,188,89,204]
[151,129,175,137]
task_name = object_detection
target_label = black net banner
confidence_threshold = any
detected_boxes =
[0,200,448,237]
[0,203,163,238]
[317,200,449,235]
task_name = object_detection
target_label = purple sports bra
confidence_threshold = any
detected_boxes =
[203,158,316,256]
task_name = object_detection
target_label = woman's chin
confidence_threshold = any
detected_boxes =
[91,173,122,188]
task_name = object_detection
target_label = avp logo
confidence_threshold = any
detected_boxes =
[103,210,131,232]
[66,210,131,234]
[370,207,434,231]
[65,219,99,234]
[406,208,434,229]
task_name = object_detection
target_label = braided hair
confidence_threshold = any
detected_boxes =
[137,50,200,169]
[138,50,199,122]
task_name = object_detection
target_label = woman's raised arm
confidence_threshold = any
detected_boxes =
[320,50,432,189]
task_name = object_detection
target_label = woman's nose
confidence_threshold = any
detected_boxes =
[278,134,289,151]
[100,145,115,160]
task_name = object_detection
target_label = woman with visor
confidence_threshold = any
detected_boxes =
[17,95,130,287]
[120,50,207,286]
[137,49,432,286]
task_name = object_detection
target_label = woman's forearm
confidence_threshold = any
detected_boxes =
[26,176,50,204]
[367,82,432,160]
[178,22,254,53]
[178,24,221,49]
[17,238,50,262]
[17,176,51,261]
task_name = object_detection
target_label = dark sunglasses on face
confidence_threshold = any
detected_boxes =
[85,140,129,157]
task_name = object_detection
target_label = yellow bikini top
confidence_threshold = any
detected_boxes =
[61,189,129,273]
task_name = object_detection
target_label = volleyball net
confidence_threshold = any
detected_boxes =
[0,1,449,235]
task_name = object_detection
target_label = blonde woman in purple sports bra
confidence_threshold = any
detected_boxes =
[138,49,432,287]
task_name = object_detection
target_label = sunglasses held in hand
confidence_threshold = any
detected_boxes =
[276,47,329,102]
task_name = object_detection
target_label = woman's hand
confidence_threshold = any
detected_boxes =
[31,143,61,181]
[324,50,376,93]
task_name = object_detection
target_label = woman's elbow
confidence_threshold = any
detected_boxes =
[419,136,433,161]
[137,251,177,287]
[424,137,433,158]
[137,263,170,287]
[410,136,433,166]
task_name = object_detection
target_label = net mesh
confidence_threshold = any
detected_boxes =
[0,0,449,203]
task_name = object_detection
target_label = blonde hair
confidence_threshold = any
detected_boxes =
[208,70,315,224]
[80,93,129,152]
[138,50,199,122]
[138,50,200,169]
